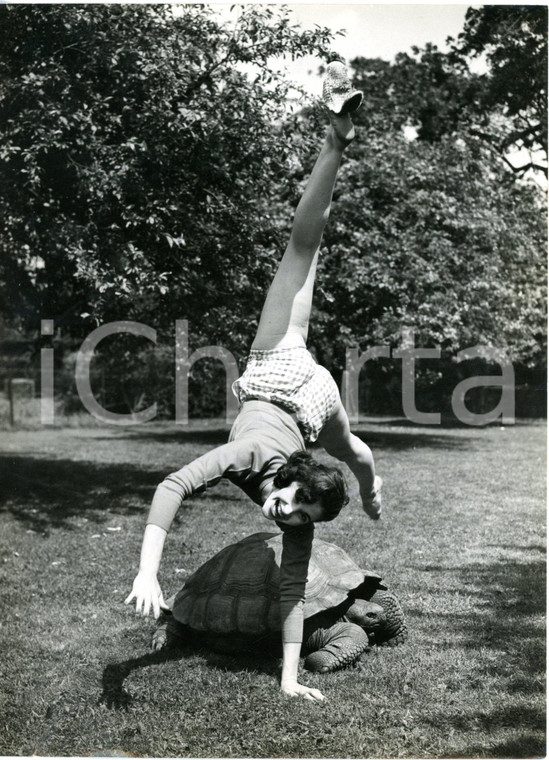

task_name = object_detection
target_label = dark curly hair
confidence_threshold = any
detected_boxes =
[273,450,349,522]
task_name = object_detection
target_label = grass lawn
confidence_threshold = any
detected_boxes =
[0,419,545,758]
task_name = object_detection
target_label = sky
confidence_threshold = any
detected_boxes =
[282,4,472,90]
[204,1,547,183]
[206,3,475,93]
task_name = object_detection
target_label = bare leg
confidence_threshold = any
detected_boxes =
[251,114,355,351]
[317,401,382,519]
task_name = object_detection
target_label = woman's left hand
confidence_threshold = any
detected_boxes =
[362,475,383,520]
[281,680,326,702]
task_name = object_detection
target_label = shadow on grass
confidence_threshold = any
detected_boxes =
[101,649,186,710]
[489,542,546,555]
[411,555,546,754]
[97,425,473,452]
[91,427,232,446]
[472,731,546,758]
[0,421,473,533]
[101,646,278,711]
[0,454,234,532]
[0,454,165,530]
[348,429,471,451]
[411,556,546,652]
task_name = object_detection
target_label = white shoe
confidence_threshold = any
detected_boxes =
[322,61,363,114]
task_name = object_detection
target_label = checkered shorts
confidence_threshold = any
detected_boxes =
[232,346,340,442]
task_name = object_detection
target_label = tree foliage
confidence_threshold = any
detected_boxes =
[454,5,547,176]
[350,46,482,145]
[0,4,333,352]
[0,4,546,417]
[313,126,545,369]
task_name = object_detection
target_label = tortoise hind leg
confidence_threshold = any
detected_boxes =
[151,614,186,651]
[303,622,370,673]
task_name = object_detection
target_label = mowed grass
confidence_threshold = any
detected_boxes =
[0,419,545,758]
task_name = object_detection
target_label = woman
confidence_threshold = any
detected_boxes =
[126,62,382,703]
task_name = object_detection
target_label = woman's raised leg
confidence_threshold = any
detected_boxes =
[251,114,355,351]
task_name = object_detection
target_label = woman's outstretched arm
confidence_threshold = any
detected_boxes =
[279,525,325,701]
[125,439,260,618]
[125,523,169,618]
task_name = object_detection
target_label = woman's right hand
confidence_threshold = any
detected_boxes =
[125,570,169,619]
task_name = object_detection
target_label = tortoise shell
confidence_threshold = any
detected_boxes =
[172,532,386,636]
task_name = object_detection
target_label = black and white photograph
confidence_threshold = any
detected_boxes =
[0,2,546,758]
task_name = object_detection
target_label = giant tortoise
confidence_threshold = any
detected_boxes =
[153,532,407,672]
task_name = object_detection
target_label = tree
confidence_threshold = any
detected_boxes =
[311,127,545,358]
[453,5,547,178]
[350,6,548,181]
[299,50,547,415]
[0,4,339,414]
[1,5,545,419]
[0,4,334,353]
[350,46,484,144]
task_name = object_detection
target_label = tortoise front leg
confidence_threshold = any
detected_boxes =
[368,590,408,646]
[303,622,370,673]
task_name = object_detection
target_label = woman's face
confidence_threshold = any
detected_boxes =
[262,482,324,527]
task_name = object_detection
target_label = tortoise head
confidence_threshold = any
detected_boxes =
[345,600,386,635]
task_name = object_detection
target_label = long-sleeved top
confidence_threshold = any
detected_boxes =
[146,400,313,643]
